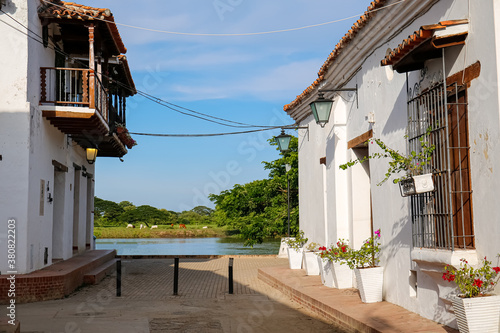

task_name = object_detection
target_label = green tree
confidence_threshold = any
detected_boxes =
[94,197,124,226]
[119,205,169,227]
[119,201,135,211]
[209,135,299,246]
[192,206,214,216]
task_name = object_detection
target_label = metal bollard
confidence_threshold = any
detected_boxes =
[228,258,234,294]
[116,259,121,297]
[173,257,179,295]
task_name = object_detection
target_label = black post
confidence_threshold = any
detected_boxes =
[173,257,179,296]
[116,259,121,297]
[228,258,234,294]
[287,172,291,237]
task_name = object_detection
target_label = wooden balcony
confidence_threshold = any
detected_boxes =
[40,67,128,157]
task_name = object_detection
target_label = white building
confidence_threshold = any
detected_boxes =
[284,0,500,328]
[0,0,135,275]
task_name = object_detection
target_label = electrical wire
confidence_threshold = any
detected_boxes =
[40,0,407,37]
[0,9,287,130]
[129,126,287,137]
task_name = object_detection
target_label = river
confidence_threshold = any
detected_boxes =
[95,237,280,255]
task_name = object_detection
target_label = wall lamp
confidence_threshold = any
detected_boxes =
[309,85,358,128]
[86,147,98,164]
[276,130,292,152]
[275,125,308,153]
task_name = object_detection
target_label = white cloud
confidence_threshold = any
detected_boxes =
[165,58,323,102]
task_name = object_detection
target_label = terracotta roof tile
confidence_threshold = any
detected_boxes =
[381,20,467,67]
[42,1,127,54]
[284,0,386,112]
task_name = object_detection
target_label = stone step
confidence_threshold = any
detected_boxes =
[83,258,119,285]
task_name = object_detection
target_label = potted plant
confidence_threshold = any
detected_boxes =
[316,240,352,288]
[317,246,334,287]
[442,256,500,333]
[115,122,138,149]
[345,229,383,303]
[330,239,353,289]
[339,130,435,196]
[303,242,321,275]
[285,230,308,270]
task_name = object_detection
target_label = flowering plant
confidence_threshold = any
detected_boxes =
[339,129,435,185]
[345,229,381,269]
[285,230,308,251]
[442,256,500,298]
[305,242,321,252]
[114,123,137,149]
[318,239,351,263]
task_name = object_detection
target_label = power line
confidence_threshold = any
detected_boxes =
[0,9,284,129]
[133,90,277,128]
[129,126,287,137]
[41,0,407,37]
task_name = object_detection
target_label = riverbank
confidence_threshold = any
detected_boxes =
[94,225,234,239]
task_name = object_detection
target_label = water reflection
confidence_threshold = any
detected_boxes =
[96,237,280,256]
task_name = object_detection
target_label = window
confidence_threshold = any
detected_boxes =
[408,82,474,250]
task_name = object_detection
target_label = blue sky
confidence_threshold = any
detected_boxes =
[86,0,370,212]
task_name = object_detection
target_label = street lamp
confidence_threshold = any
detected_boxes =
[275,129,292,152]
[309,92,333,128]
[86,147,98,164]
[309,85,358,127]
[285,163,291,237]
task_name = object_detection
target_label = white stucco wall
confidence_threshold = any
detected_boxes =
[1,0,96,274]
[298,114,328,246]
[292,0,500,328]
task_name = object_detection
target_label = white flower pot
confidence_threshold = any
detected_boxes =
[287,247,303,269]
[452,295,500,333]
[413,173,434,193]
[332,261,352,289]
[317,258,334,288]
[399,173,434,197]
[355,266,383,303]
[303,251,321,275]
[278,237,294,258]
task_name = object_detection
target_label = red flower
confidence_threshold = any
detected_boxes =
[319,246,326,251]
[341,245,347,253]
[442,271,455,282]
[493,267,500,274]
[473,279,483,288]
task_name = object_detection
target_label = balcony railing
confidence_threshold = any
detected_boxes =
[40,67,109,122]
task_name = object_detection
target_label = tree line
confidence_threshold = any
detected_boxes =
[95,136,299,246]
[94,199,214,227]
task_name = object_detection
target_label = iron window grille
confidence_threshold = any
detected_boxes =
[407,82,474,250]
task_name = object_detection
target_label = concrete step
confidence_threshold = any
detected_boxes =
[0,319,20,333]
[83,258,119,285]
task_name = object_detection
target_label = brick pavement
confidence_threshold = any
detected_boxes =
[12,257,459,332]
[16,257,349,332]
